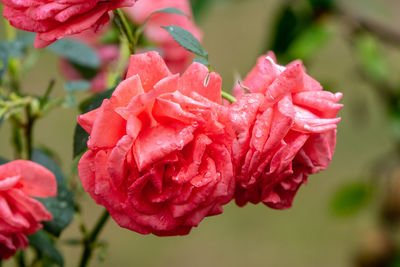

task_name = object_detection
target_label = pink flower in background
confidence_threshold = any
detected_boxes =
[78,51,235,236]
[230,52,343,209]
[59,29,120,93]
[0,160,57,259]
[124,0,202,73]
[1,0,136,49]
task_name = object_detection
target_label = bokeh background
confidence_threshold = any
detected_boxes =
[2,0,400,266]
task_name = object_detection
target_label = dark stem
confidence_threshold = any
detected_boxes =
[78,210,110,267]
[8,60,21,94]
[24,106,35,160]
[336,5,400,46]
[10,121,23,160]
[15,251,26,267]
[42,79,56,104]
[113,9,136,54]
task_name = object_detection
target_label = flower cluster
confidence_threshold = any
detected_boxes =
[0,0,343,243]
[0,160,56,258]
[77,51,342,235]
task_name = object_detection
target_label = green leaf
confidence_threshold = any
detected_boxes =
[0,43,9,79]
[81,88,114,113]
[32,149,65,185]
[331,181,372,216]
[162,25,208,58]
[287,23,331,61]
[135,8,187,41]
[0,157,8,165]
[65,95,77,108]
[0,33,34,79]
[308,0,336,10]
[268,5,312,59]
[47,39,100,69]
[28,230,64,267]
[0,41,24,59]
[155,8,187,16]
[73,88,114,157]
[64,80,91,93]
[17,32,35,47]
[70,61,98,80]
[355,33,389,82]
[62,238,81,246]
[100,27,120,44]
[32,149,74,237]
[190,0,214,21]
[193,57,210,66]
[73,125,89,159]
[39,186,75,237]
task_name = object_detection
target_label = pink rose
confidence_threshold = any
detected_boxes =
[0,160,57,259]
[124,0,202,73]
[1,0,136,48]
[78,51,235,236]
[59,29,120,93]
[230,53,343,209]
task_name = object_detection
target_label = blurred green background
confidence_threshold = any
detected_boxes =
[2,0,400,266]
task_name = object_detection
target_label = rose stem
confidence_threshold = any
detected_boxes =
[113,9,136,54]
[78,209,110,267]
[221,91,237,103]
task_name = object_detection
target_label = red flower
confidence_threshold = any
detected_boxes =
[124,0,202,73]
[1,0,136,48]
[230,53,343,209]
[78,51,235,236]
[0,160,56,259]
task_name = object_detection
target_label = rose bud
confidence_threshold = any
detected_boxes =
[78,51,235,236]
[230,52,343,209]
[0,160,57,259]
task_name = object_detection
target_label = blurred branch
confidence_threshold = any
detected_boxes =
[78,210,110,267]
[336,6,400,46]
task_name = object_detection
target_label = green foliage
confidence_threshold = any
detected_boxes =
[0,34,30,80]
[355,33,390,83]
[269,6,312,58]
[28,230,64,267]
[0,157,8,165]
[47,39,100,69]
[155,8,187,16]
[286,23,331,61]
[134,8,187,48]
[100,27,120,44]
[73,125,89,159]
[0,40,25,59]
[73,88,114,157]
[190,0,214,20]
[194,57,210,66]
[162,25,208,59]
[0,43,9,80]
[331,181,372,216]
[70,62,98,80]
[64,80,91,93]
[308,0,337,10]
[32,149,74,237]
